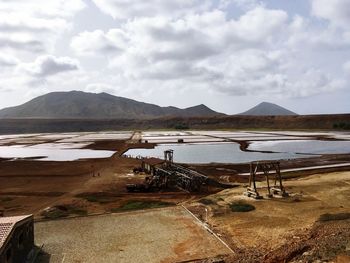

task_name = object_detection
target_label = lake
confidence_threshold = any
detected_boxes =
[124,143,313,164]
[0,145,114,161]
[248,140,350,154]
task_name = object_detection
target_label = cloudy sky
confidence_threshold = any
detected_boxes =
[0,0,349,114]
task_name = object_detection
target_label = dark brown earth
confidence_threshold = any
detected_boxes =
[1,114,350,134]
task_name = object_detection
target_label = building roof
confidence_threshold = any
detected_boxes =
[0,215,32,249]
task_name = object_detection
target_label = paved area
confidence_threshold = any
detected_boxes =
[35,207,230,263]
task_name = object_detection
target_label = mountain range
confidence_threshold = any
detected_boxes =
[0,91,221,119]
[0,91,297,119]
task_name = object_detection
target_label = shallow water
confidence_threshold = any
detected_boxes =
[124,143,312,164]
[0,145,114,161]
[248,140,350,154]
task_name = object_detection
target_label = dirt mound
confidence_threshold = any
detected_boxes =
[225,218,350,263]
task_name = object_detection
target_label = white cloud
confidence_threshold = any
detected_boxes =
[232,7,287,43]
[74,7,287,63]
[0,34,48,53]
[69,5,347,99]
[287,15,350,52]
[85,83,118,94]
[71,29,127,56]
[0,14,68,33]
[0,54,19,67]
[0,0,85,18]
[221,0,260,10]
[0,0,85,55]
[311,0,350,28]
[286,70,346,97]
[91,0,211,20]
[343,61,350,74]
[0,0,349,113]
[18,55,80,77]
[72,7,292,97]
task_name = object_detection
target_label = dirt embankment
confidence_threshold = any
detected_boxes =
[1,114,350,134]
[85,139,156,155]
[223,218,350,263]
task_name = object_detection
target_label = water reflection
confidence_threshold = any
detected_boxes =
[0,145,114,161]
[124,143,313,164]
[249,140,350,154]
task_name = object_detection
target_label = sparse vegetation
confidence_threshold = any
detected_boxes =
[41,205,87,219]
[174,123,189,130]
[76,192,119,204]
[333,122,350,130]
[41,209,68,219]
[198,198,216,205]
[111,200,174,212]
[229,201,255,212]
[318,213,350,222]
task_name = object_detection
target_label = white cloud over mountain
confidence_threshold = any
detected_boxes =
[18,55,80,77]
[0,0,349,114]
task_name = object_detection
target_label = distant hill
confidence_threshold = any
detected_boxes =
[239,102,297,116]
[0,91,223,119]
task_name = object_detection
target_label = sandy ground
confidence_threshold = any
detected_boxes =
[187,171,350,262]
[35,206,230,263]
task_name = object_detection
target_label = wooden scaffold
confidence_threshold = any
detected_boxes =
[244,161,289,199]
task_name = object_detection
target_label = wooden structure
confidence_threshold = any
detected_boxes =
[127,150,209,193]
[244,161,288,199]
[0,215,35,263]
[164,149,174,165]
[141,158,165,174]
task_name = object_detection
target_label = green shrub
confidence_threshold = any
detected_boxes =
[229,201,255,212]
[333,122,350,130]
[77,193,118,204]
[41,209,68,219]
[174,123,189,130]
[41,205,87,219]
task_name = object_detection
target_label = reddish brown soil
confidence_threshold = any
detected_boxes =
[0,153,208,219]
[222,218,350,263]
[1,136,350,262]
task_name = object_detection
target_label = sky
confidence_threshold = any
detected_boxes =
[0,0,349,115]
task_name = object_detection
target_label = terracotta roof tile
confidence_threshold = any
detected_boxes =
[0,215,32,249]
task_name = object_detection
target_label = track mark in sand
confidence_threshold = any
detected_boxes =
[181,205,236,254]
